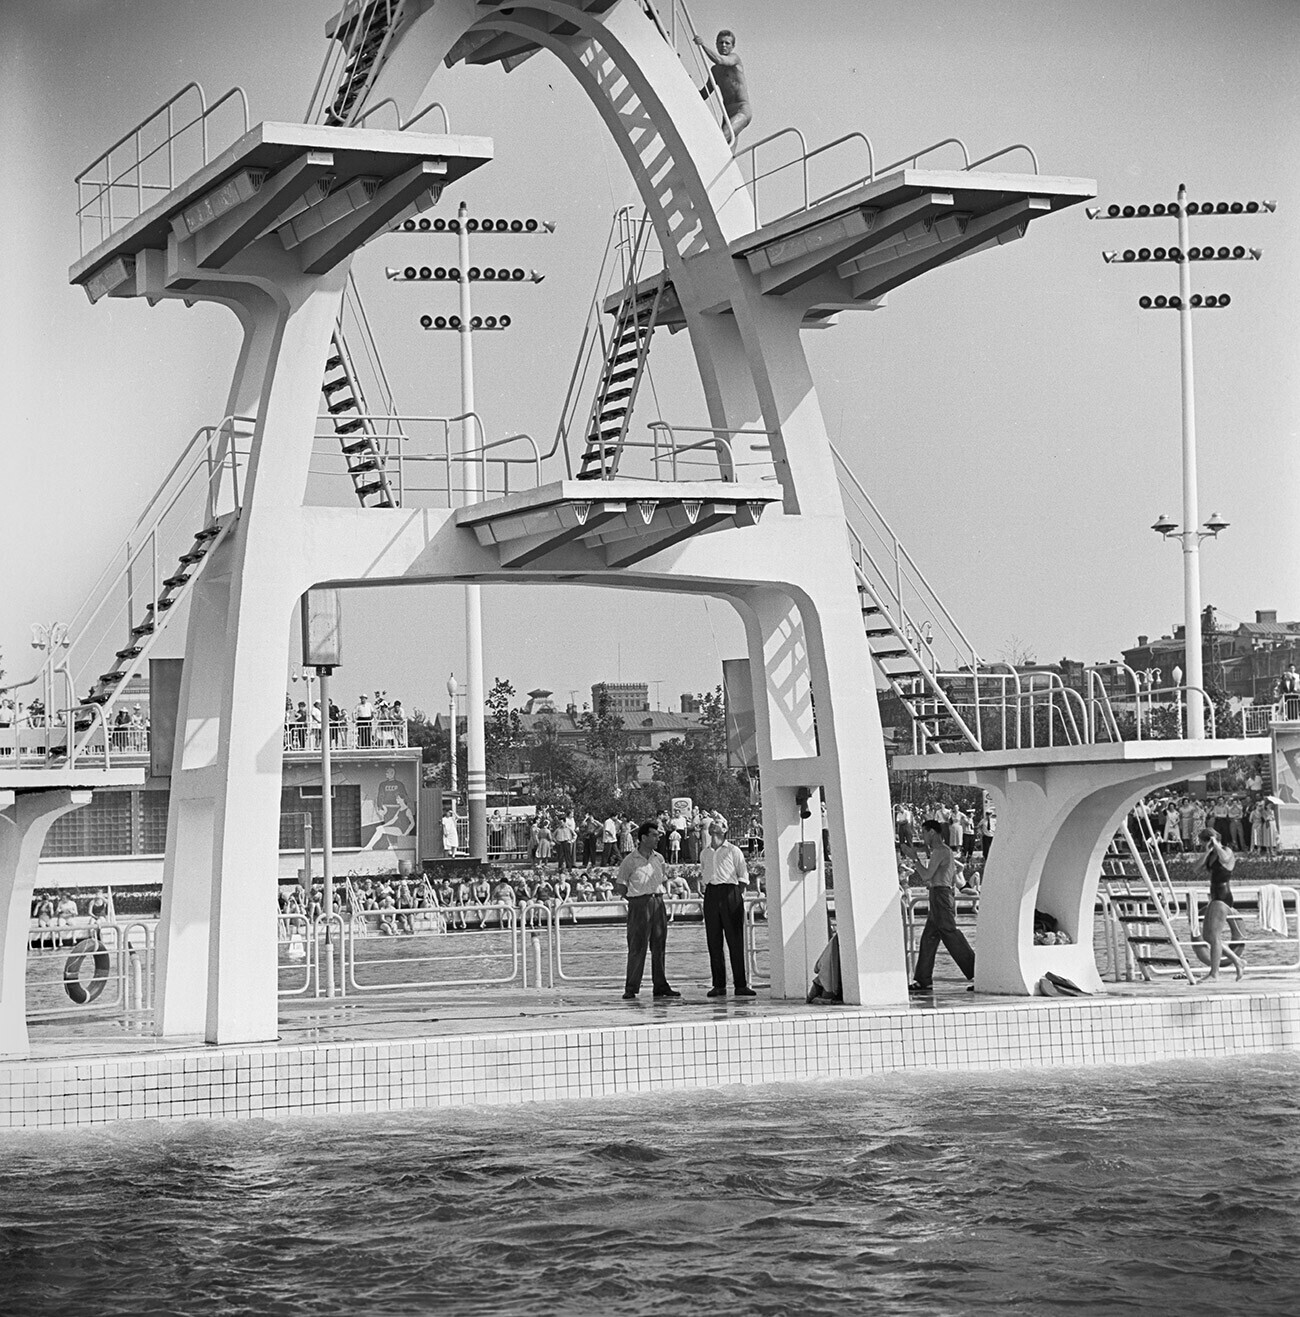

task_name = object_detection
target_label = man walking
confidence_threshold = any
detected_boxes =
[614,821,680,1001]
[908,819,976,993]
[701,820,755,998]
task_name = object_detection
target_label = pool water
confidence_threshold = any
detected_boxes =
[2,1054,1298,1314]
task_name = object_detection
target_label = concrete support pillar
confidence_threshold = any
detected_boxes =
[0,789,91,1058]
[929,749,1236,994]
[735,581,908,1005]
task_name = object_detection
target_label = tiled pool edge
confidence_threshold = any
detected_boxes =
[3,991,1298,1130]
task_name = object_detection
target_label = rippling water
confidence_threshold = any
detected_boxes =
[2,1054,1298,1315]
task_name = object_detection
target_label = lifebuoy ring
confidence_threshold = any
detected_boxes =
[63,939,111,1004]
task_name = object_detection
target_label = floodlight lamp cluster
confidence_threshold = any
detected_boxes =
[394,216,555,233]
[420,314,512,331]
[1086,200,1276,220]
[1137,293,1230,310]
[1151,512,1229,540]
[386,265,543,282]
[1101,246,1261,264]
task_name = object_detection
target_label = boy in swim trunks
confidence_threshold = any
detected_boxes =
[694,29,752,146]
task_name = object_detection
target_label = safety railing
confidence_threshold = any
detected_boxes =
[1244,694,1300,733]
[343,902,524,991]
[315,411,542,506]
[354,98,451,134]
[551,894,767,987]
[54,417,252,738]
[283,719,408,752]
[25,919,156,1021]
[732,121,1042,229]
[640,423,779,484]
[76,83,251,256]
[1187,885,1300,977]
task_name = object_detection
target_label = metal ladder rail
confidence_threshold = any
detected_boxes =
[317,0,404,128]
[72,513,240,757]
[1111,822,1200,983]
[573,209,664,480]
[852,562,982,751]
[322,325,398,508]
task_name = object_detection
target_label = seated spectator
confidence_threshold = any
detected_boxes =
[575,872,595,902]
[595,871,615,901]
[88,889,110,930]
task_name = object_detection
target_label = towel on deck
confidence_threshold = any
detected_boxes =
[1257,884,1290,936]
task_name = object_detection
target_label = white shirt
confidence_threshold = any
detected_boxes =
[617,848,667,898]
[701,840,748,886]
[441,814,459,852]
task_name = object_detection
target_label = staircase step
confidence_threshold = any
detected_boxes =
[1134,954,1187,967]
[130,621,156,639]
[341,438,376,455]
[194,525,221,541]
[321,377,351,397]
[355,482,387,499]
[871,646,911,658]
[178,548,208,564]
[348,458,380,474]
[328,397,359,415]
[114,646,142,662]
[162,573,191,589]
[336,418,366,434]
[325,354,343,372]
[98,671,126,685]
[606,367,638,386]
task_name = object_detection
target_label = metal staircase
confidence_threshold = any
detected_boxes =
[832,444,986,754]
[58,419,251,755]
[320,309,397,508]
[311,0,408,128]
[1099,817,1201,983]
[576,222,665,481]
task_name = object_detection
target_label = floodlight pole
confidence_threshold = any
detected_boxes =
[1174,184,1206,740]
[457,200,488,859]
[317,664,336,997]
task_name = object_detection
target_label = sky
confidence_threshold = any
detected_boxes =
[2,0,1298,719]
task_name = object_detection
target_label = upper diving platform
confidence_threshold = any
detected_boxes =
[71,106,491,299]
[611,164,1095,321]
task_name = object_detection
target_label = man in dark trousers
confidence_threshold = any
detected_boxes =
[908,819,976,993]
[614,821,680,1000]
[701,820,756,998]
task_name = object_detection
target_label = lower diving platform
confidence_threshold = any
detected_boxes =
[455,479,781,569]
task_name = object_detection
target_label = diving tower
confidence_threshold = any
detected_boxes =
[14,0,1105,1050]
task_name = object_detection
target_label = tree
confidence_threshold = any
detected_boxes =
[577,690,629,783]
[484,677,524,788]
[405,708,444,765]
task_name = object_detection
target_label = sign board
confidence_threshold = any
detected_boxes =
[301,589,342,669]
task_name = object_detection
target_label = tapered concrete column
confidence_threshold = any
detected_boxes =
[0,789,91,1058]
[735,580,908,1005]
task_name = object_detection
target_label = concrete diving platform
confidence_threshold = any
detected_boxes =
[455,479,782,569]
[71,120,492,296]
[894,738,1270,995]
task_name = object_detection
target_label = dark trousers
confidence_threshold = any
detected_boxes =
[624,893,670,995]
[557,840,574,871]
[703,883,748,991]
[913,885,975,986]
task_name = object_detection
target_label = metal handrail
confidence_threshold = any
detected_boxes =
[75,84,251,254]
[645,421,776,482]
[739,126,810,224]
[967,143,1040,174]
[355,97,451,134]
[873,136,972,177]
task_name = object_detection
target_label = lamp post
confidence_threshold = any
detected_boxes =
[1092,184,1272,739]
[1172,664,1184,735]
[446,673,460,801]
[29,622,70,736]
[392,206,551,859]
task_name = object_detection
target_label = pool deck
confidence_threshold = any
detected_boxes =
[4,971,1298,1130]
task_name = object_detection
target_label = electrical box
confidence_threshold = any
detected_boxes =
[796,840,818,872]
[301,588,342,669]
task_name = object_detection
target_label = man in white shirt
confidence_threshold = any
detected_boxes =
[701,820,755,998]
[441,807,459,858]
[614,820,680,1000]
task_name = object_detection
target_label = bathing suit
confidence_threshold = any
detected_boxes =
[1206,850,1234,906]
